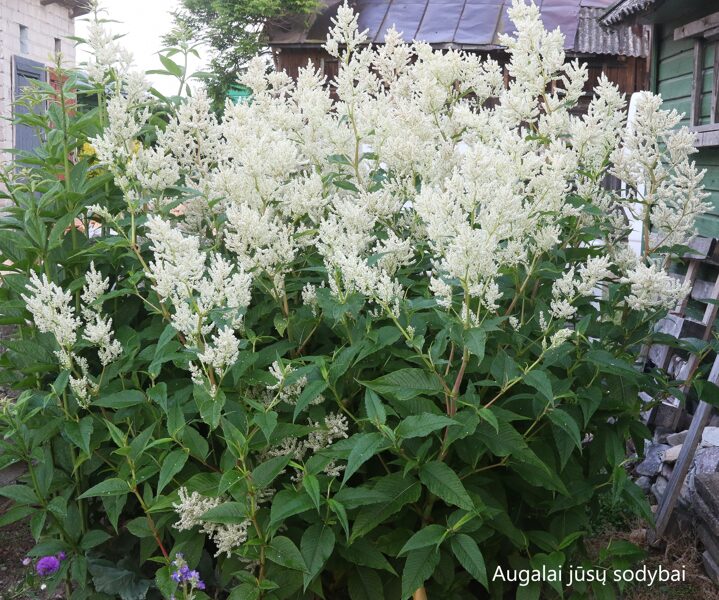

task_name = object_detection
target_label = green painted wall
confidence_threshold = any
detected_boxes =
[654,20,719,237]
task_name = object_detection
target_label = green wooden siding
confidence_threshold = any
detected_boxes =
[655,20,719,236]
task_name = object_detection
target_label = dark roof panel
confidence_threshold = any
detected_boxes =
[454,2,503,45]
[377,1,426,41]
[357,1,392,40]
[415,2,465,44]
[268,0,648,57]
[539,3,581,48]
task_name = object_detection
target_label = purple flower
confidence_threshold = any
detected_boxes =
[168,553,206,592]
[57,552,66,560]
[36,556,60,576]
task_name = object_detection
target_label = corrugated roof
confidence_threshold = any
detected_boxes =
[268,0,648,56]
[600,0,659,25]
[576,6,649,55]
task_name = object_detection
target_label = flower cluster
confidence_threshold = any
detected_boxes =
[34,552,66,577]
[22,265,122,407]
[172,488,250,557]
[268,412,350,478]
[169,553,205,600]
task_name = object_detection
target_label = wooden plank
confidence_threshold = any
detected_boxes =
[674,11,719,41]
[658,50,696,81]
[695,129,719,147]
[714,42,719,124]
[706,26,719,42]
[691,39,705,127]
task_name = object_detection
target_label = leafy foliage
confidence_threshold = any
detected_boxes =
[0,4,709,600]
[166,0,319,107]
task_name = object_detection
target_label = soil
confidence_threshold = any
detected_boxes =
[0,514,36,599]
[586,520,719,599]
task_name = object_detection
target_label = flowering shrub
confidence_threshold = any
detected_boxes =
[0,2,711,599]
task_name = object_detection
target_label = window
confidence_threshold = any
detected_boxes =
[675,11,719,145]
[54,38,61,56]
[19,25,29,55]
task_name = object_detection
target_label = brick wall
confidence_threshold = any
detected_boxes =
[0,0,77,164]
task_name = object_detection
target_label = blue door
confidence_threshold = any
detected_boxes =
[13,55,47,154]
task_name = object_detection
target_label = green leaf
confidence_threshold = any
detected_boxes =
[0,505,35,527]
[352,474,422,541]
[348,567,384,600]
[464,328,486,363]
[81,529,111,550]
[401,546,440,600]
[364,389,386,424]
[251,455,291,489]
[78,478,130,499]
[64,416,94,456]
[194,385,225,430]
[154,566,175,600]
[304,473,321,511]
[294,379,328,421]
[128,424,155,462]
[159,53,184,77]
[548,408,582,450]
[363,368,444,400]
[201,502,248,524]
[228,584,261,600]
[450,534,488,589]
[0,484,36,505]
[253,411,278,442]
[157,449,189,494]
[270,490,314,527]
[48,209,80,250]
[524,370,553,402]
[343,433,387,484]
[398,524,446,555]
[149,325,177,377]
[94,390,145,409]
[266,536,308,572]
[478,407,499,433]
[329,499,350,539]
[301,523,335,589]
[89,560,151,600]
[338,538,396,574]
[396,414,456,439]
[419,461,473,511]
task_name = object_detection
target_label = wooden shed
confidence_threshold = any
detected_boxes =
[602,0,719,237]
[267,0,651,112]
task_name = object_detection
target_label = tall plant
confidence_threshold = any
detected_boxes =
[0,2,711,599]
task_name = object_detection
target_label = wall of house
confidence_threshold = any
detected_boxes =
[0,0,77,163]
[653,19,719,237]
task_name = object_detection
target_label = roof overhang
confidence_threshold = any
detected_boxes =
[601,0,709,26]
[40,0,91,18]
[270,0,649,58]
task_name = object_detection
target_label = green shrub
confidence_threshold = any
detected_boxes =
[0,2,710,599]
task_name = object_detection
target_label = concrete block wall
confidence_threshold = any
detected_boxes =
[0,0,77,164]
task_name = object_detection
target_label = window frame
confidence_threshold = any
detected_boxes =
[675,11,719,146]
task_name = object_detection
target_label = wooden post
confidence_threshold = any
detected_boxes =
[690,39,704,127]
[413,588,428,600]
[650,356,719,541]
